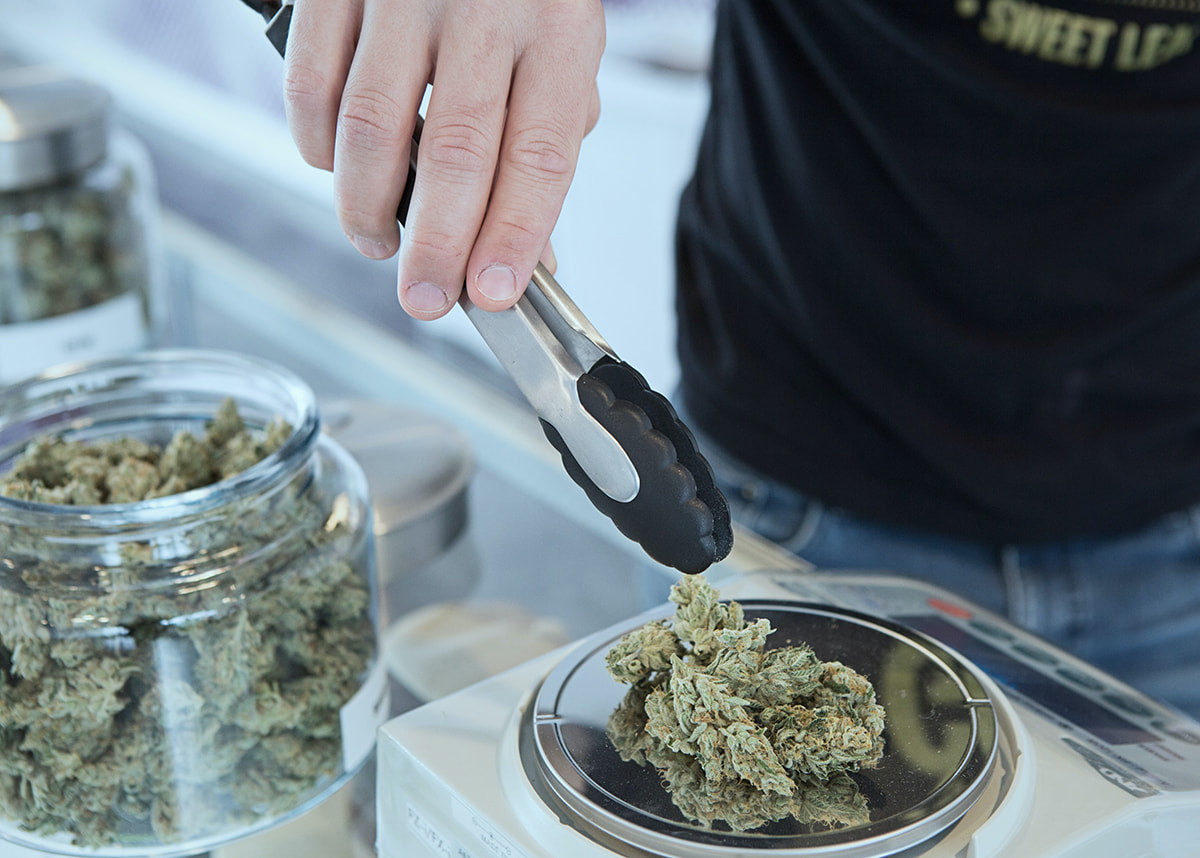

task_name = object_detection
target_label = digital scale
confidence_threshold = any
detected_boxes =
[376,571,1200,858]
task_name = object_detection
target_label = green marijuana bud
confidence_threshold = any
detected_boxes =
[605,576,885,832]
[0,400,374,849]
[0,160,151,323]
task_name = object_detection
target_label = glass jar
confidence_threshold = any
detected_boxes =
[0,65,165,384]
[0,350,385,856]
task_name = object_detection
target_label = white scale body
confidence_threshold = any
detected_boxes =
[376,571,1200,858]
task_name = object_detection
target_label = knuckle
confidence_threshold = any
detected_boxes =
[506,126,574,182]
[405,228,470,266]
[282,63,337,167]
[498,221,542,256]
[337,88,407,150]
[422,118,496,179]
[282,61,334,114]
[336,201,383,235]
[482,214,546,262]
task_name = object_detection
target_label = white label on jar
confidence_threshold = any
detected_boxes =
[0,292,148,384]
[340,658,390,771]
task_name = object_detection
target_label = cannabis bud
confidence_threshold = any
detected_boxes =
[0,161,151,325]
[0,398,375,849]
[605,576,886,832]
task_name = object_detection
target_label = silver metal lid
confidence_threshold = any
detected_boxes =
[320,398,474,579]
[524,601,1000,857]
[0,66,110,191]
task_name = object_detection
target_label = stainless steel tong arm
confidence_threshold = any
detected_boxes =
[523,263,618,370]
[461,269,640,504]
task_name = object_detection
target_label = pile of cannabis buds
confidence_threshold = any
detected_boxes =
[0,400,373,848]
[1,158,152,324]
[606,576,886,832]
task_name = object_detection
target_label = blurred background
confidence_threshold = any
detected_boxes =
[0,0,716,395]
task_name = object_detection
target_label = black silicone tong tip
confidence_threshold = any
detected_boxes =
[541,360,733,574]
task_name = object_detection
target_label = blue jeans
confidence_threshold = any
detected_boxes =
[694,423,1200,719]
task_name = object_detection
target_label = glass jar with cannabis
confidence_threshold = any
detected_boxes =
[0,66,165,384]
[0,350,383,856]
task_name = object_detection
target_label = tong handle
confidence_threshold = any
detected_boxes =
[242,0,294,56]
[526,264,616,370]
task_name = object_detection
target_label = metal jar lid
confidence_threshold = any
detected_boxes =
[0,66,110,192]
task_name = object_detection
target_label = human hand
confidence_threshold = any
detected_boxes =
[281,0,605,319]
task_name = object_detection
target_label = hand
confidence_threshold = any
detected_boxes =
[281,0,605,319]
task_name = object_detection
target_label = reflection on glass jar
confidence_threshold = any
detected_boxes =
[0,66,166,384]
[0,350,383,857]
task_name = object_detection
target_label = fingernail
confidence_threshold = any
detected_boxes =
[403,282,451,314]
[476,264,517,303]
[349,235,392,260]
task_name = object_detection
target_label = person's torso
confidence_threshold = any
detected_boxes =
[676,0,1200,542]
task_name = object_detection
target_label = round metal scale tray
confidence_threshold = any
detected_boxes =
[521,601,1000,857]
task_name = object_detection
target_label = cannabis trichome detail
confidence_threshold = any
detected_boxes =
[605,576,885,832]
[0,399,374,849]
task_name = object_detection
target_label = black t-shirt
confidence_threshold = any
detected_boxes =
[676,0,1200,544]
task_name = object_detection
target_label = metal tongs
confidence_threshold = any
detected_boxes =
[244,0,732,572]
[469,261,638,504]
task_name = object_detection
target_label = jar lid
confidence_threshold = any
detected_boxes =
[0,66,110,191]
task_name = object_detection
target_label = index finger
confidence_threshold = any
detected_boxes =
[463,3,605,313]
[395,7,515,318]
